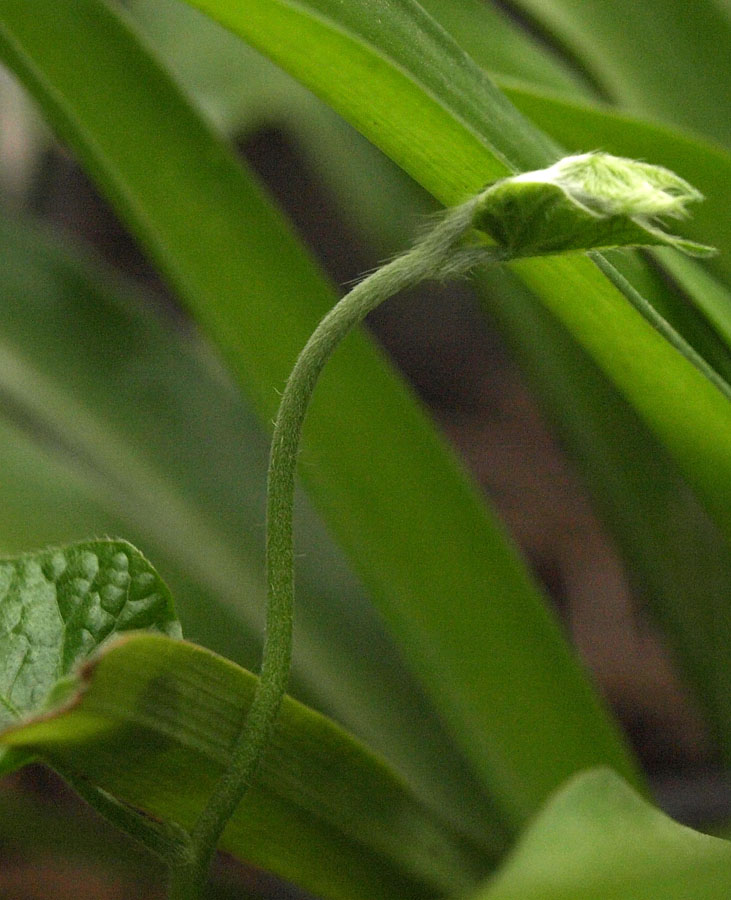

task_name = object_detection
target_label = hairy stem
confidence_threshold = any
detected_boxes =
[167,198,493,899]
[164,152,715,896]
[165,166,717,896]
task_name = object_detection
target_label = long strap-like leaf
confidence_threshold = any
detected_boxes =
[0,0,640,828]
[176,0,731,545]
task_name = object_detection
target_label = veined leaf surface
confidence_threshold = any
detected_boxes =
[0,539,180,775]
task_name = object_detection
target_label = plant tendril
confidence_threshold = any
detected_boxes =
[167,195,500,899]
[168,152,714,899]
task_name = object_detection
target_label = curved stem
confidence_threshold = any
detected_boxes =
[165,169,714,897]
[165,154,714,897]
[167,198,493,899]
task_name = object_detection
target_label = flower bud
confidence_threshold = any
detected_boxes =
[473,152,714,258]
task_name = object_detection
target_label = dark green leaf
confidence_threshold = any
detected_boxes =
[499,0,731,147]
[654,249,731,357]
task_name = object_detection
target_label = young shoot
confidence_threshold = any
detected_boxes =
[169,152,715,899]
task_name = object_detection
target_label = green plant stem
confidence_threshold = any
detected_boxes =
[167,197,496,900]
[167,186,715,899]
[592,253,731,402]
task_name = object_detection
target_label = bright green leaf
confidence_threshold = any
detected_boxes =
[0,633,490,900]
[476,264,731,764]
[474,767,731,900]
[499,0,731,147]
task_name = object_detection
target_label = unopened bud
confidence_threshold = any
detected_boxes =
[473,152,714,258]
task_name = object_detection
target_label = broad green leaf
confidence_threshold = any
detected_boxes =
[180,0,560,182]
[128,0,592,127]
[0,0,640,829]
[0,211,499,847]
[128,0,439,253]
[172,0,731,543]
[473,767,731,900]
[0,539,180,775]
[0,633,490,900]
[499,0,731,148]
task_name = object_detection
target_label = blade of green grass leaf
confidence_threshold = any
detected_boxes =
[0,210,499,847]
[416,0,591,96]
[0,0,642,827]
[126,0,589,129]
[599,249,731,389]
[174,0,731,541]
[127,0,438,253]
[128,0,731,765]
[653,249,731,355]
[473,767,731,900]
[0,633,490,900]
[498,0,731,148]
[182,0,562,182]
[476,264,731,763]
